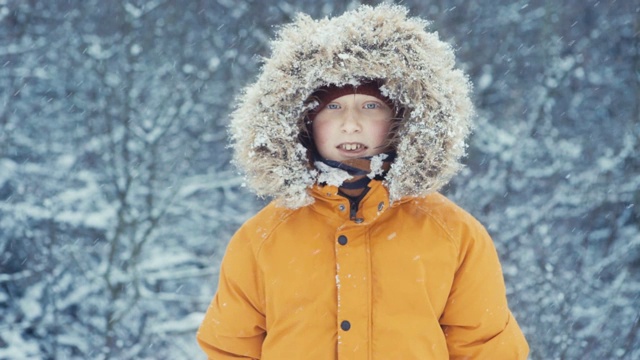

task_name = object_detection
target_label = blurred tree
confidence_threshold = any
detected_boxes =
[1,0,256,358]
[444,0,640,358]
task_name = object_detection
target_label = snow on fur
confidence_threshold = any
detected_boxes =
[368,154,389,179]
[314,162,353,188]
[229,4,474,208]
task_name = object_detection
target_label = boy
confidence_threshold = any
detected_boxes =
[197,4,529,359]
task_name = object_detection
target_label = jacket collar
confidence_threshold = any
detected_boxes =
[307,180,407,225]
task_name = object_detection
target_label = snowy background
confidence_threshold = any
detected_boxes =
[0,0,638,359]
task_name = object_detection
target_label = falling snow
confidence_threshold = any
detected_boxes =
[1,1,638,359]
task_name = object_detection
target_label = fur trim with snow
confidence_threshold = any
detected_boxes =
[229,4,474,208]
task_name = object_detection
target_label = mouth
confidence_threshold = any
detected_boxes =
[337,143,368,152]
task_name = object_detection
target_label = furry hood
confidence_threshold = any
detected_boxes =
[229,4,474,208]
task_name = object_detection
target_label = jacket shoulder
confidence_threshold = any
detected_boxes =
[234,200,298,250]
[403,193,490,248]
[408,192,481,223]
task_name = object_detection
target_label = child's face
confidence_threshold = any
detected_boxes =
[312,94,393,162]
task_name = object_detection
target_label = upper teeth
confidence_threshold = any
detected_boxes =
[342,144,362,151]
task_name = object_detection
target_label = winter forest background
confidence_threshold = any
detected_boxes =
[0,0,638,359]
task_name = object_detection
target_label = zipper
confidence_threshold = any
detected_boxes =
[349,198,359,221]
[346,187,370,223]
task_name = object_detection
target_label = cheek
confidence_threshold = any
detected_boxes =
[312,121,331,146]
[371,122,393,144]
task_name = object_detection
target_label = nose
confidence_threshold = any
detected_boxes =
[340,109,361,133]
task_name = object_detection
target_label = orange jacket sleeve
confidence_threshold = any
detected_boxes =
[197,225,266,359]
[439,216,529,359]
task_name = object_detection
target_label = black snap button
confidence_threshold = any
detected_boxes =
[338,204,346,211]
[340,320,351,331]
[337,235,348,245]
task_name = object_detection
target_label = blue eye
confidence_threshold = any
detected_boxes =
[364,103,379,109]
[327,103,340,109]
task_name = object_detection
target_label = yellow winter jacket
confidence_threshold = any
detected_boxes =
[197,181,529,359]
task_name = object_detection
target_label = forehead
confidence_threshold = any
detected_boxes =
[328,94,385,103]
